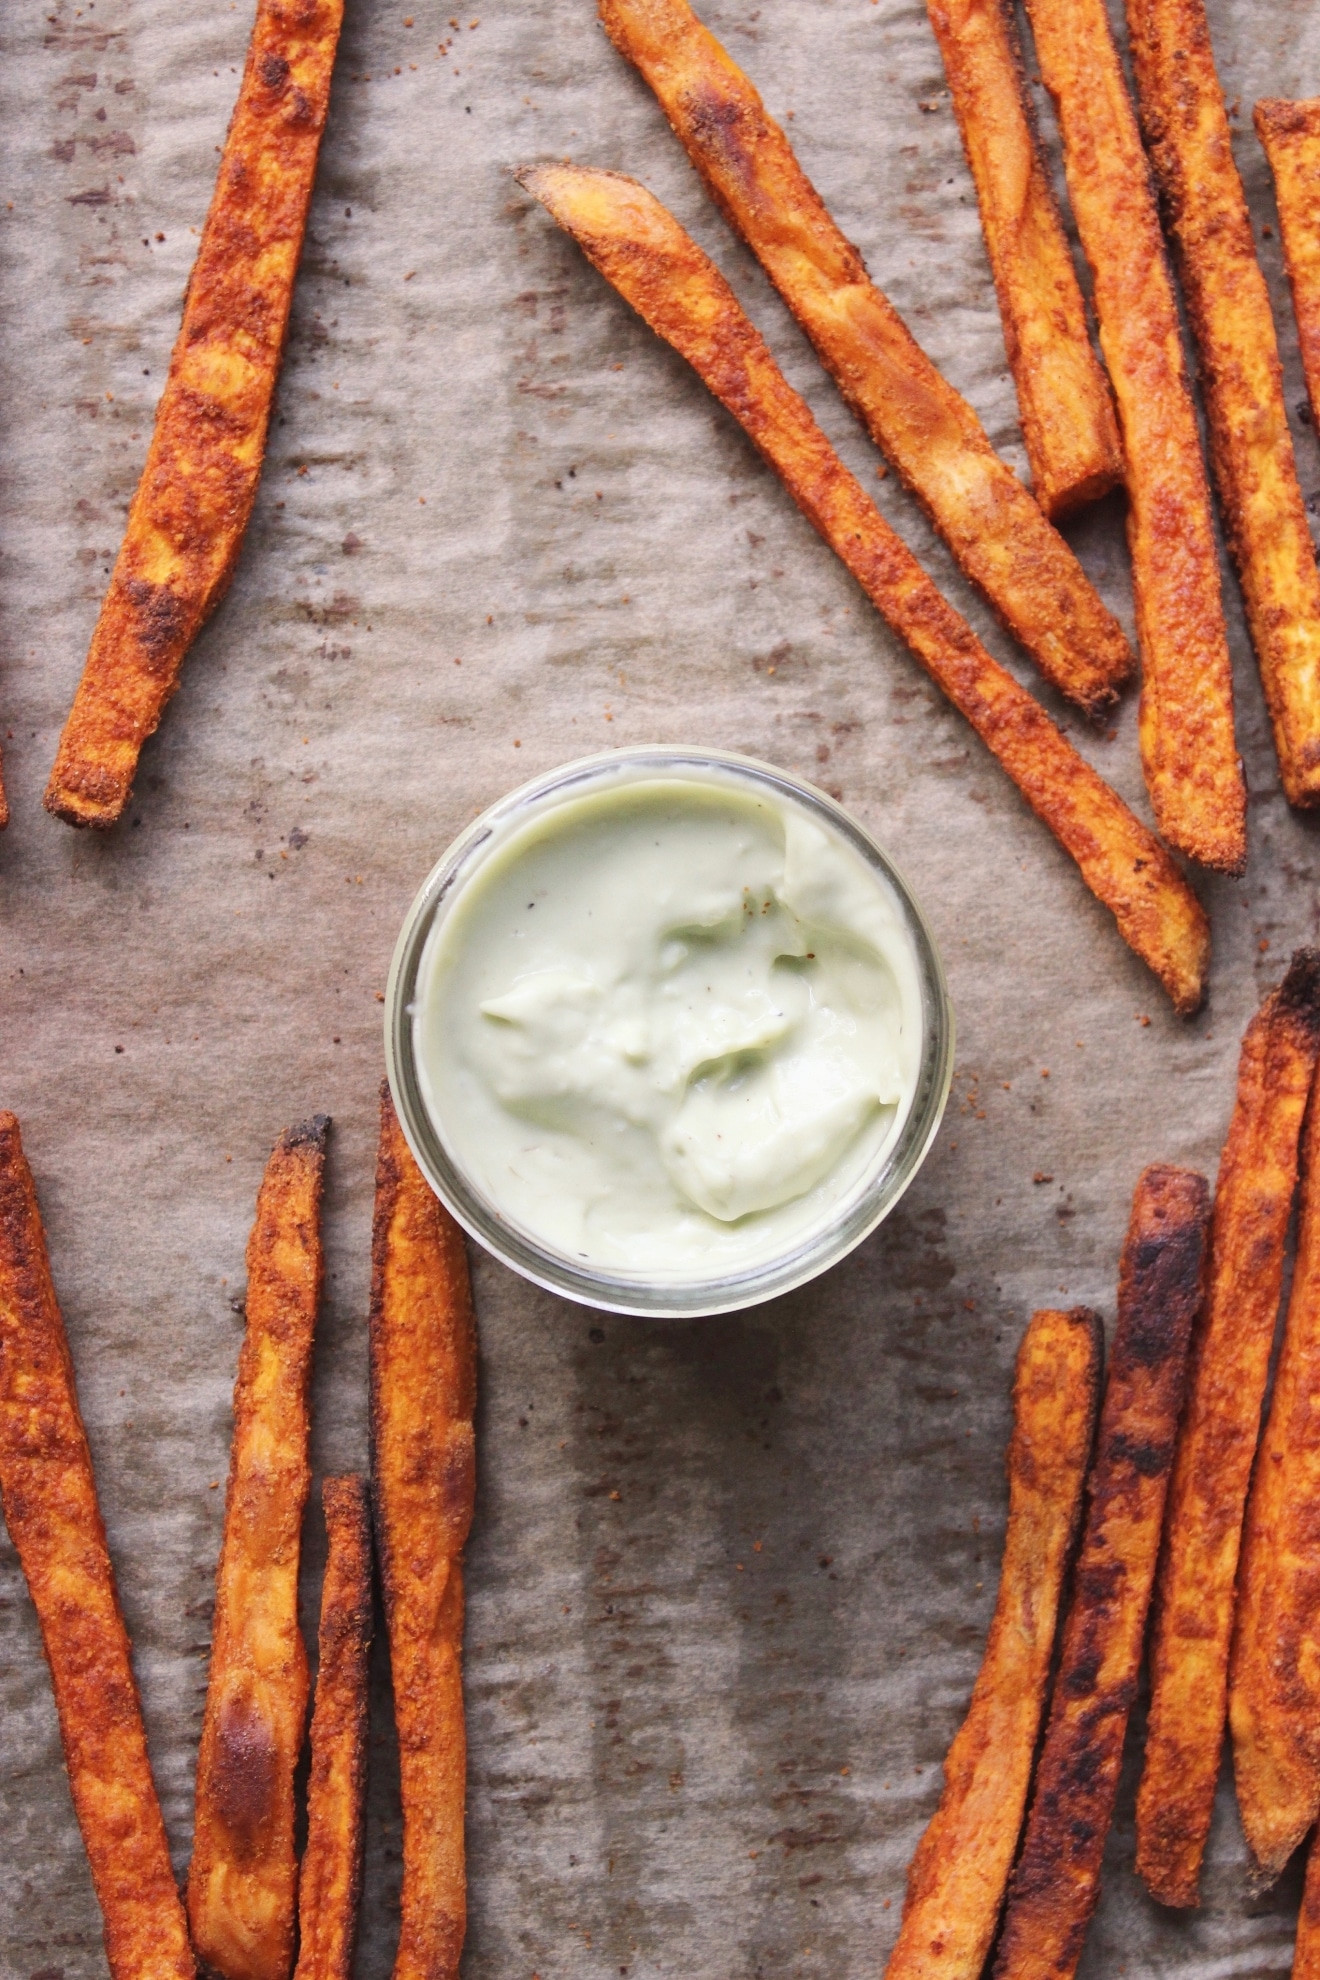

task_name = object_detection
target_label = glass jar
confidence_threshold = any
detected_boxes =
[385,746,954,1318]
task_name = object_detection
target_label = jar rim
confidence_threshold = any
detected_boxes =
[385,744,955,1317]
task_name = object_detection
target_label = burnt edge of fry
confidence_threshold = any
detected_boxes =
[993,1165,1211,1980]
[280,1114,331,1156]
[1273,946,1320,1033]
[294,1474,372,1980]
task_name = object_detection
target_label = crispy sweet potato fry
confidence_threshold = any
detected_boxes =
[370,1085,478,1980]
[293,1475,372,1980]
[44,0,344,829]
[1229,1068,1320,1881]
[0,1114,195,1980]
[188,1117,329,1980]
[1136,950,1320,1907]
[1019,0,1246,873]
[993,1165,1211,1980]
[520,163,1210,1014]
[1124,4,1320,810]
[885,1306,1102,1980]
[1296,1832,1320,1978]
[1256,100,1320,437]
[924,0,1122,518]
[597,0,1133,716]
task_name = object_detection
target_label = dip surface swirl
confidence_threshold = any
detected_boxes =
[413,772,925,1279]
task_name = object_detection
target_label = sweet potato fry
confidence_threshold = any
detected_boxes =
[1124,4,1320,810]
[44,0,344,829]
[1256,100,1320,437]
[1137,949,1320,1907]
[0,1114,195,1980]
[370,1084,478,1980]
[520,163,1210,1014]
[1296,1831,1320,1978]
[1019,0,1246,873]
[885,1306,1102,1980]
[993,1164,1212,1980]
[293,1475,372,1980]
[1229,1068,1320,1882]
[188,1117,329,1980]
[597,0,1133,716]
[924,0,1122,518]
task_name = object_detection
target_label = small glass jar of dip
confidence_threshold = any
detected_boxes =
[385,746,953,1318]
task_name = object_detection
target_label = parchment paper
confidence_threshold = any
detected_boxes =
[2,0,1320,1972]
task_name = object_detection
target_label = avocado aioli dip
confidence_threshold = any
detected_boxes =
[410,763,926,1282]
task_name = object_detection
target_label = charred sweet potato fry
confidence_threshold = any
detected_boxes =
[1137,950,1320,1907]
[44,0,344,829]
[1256,99,1320,437]
[597,0,1133,716]
[1020,0,1246,873]
[1229,1067,1320,1882]
[520,163,1210,1014]
[885,1306,1102,1980]
[371,1085,478,1980]
[188,1117,329,1980]
[293,1476,372,1980]
[924,0,1122,518]
[1124,3,1320,810]
[993,1165,1211,1980]
[0,1114,195,1980]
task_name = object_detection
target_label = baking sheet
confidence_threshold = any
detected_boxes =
[2,0,1320,1972]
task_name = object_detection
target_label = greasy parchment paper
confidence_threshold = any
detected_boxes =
[2,0,1320,1973]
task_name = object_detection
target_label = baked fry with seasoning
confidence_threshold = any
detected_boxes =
[520,163,1210,1015]
[885,1306,1102,1980]
[371,1085,478,1980]
[597,0,1133,716]
[188,1117,329,1980]
[293,1476,372,1980]
[1137,949,1320,1907]
[1124,0,1320,809]
[0,1114,195,1980]
[924,0,1122,519]
[1256,99,1320,437]
[44,0,345,829]
[993,1164,1211,1980]
[1230,1063,1320,1883]
[1019,0,1246,873]
[1295,1831,1320,1978]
